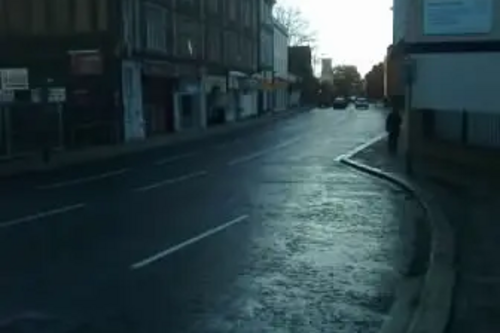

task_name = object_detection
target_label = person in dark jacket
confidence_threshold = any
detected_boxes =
[386,108,402,154]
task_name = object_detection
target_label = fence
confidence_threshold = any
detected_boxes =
[423,109,500,149]
[0,102,64,159]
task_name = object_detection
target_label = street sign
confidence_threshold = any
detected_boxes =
[423,0,493,35]
[0,68,29,91]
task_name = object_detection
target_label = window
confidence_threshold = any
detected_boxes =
[6,0,30,34]
[74,0,92,32]
[242,0,250,27]
[227,0,236,20]
[207,28,222,62]
[208,0,220,13]
[145,3,167,52]
[51,0,70,34]
[176,15,200,58]
[97,0,108,31]
[30,0,47,34]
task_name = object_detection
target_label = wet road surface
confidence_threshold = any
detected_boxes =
[0,106,414,332]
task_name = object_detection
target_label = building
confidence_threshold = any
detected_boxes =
[272,19,288,111]
[403,0,500,171]
[258,0,276,114]
[384,0,407,107]
[221,0,260,122]
[0,0,261,159]
[288,46,316,105]
[320,58,334,84]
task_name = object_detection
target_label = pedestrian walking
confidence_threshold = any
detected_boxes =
[385,108,402,154]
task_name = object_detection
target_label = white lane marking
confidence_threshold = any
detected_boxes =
[130,214,249,270]
[38,169,129,190]
[134,171,208,192]
[228,137,301,166]
[335,133,387,162]
[155,152,198,165]
[0,203,87,228]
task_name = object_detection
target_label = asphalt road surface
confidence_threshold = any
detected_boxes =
[0,105,414,333]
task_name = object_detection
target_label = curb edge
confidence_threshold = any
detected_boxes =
[338,154,455,333]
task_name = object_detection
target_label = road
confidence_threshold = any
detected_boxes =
[0,105,413,333]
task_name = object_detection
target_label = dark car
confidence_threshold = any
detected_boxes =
[355,97,369,109]
[332,97,348,109]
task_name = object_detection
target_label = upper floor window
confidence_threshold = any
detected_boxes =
[144,3,168,52]
[227,0,237,20]
[242,0,251,27]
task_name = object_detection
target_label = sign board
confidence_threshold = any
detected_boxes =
[48,87,66,102]
[423,0,493,35]
[0,68,29,91]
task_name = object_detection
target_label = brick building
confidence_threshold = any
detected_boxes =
[0,0,261,159]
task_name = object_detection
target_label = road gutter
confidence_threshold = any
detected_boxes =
[338,145,455,333]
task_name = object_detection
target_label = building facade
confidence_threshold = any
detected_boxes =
[0,0,261,158]
[404,0,500,170]
[320,58,334,84]
[288,46,316,105]
[273,19,288,111]
[258,0,276,114]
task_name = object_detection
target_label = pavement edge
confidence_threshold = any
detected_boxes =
[338,153,455,333]
[0,107,312,178]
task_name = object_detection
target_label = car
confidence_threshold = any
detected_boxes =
[355,97,369,109]
[332,97,348,109]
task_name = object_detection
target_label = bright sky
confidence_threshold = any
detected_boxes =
[278,0,393,75]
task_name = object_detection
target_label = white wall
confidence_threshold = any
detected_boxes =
[412,53,500,113]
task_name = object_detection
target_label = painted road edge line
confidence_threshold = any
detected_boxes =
[130,214,250,270]
[0,203,87,228]
[134,170,208,192]
[155,152,198,165]
[38,168,130,190]
[334,133,387,162]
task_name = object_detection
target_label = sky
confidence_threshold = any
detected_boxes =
[278,0,393,76]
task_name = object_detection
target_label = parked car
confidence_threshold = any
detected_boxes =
[355,97,369,109]
[332,97,348,109]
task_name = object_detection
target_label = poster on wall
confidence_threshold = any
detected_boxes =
[423,0,493,35]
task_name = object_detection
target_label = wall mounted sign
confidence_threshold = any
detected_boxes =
[423,0,493,35]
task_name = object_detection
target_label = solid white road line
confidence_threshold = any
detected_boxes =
[227,137,301,166]
[0,203,87,228]
[38,169,129,190]
[155,152,198,165]
[335,133,387,162]
[130,214,249,270]
[134,170,208,192]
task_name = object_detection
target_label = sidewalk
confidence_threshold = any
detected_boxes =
[353,138,500,333]
[0,107,310,178]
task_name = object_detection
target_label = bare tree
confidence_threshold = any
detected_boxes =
[273,5,317,47]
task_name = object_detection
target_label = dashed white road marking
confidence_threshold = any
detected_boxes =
[335,133,387,162]
[130,214,249,270]
[0,203,87,228]
[155,152,198,165]
[134,170,208,192]
[228,137,301,166]
[37,169,130,190]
